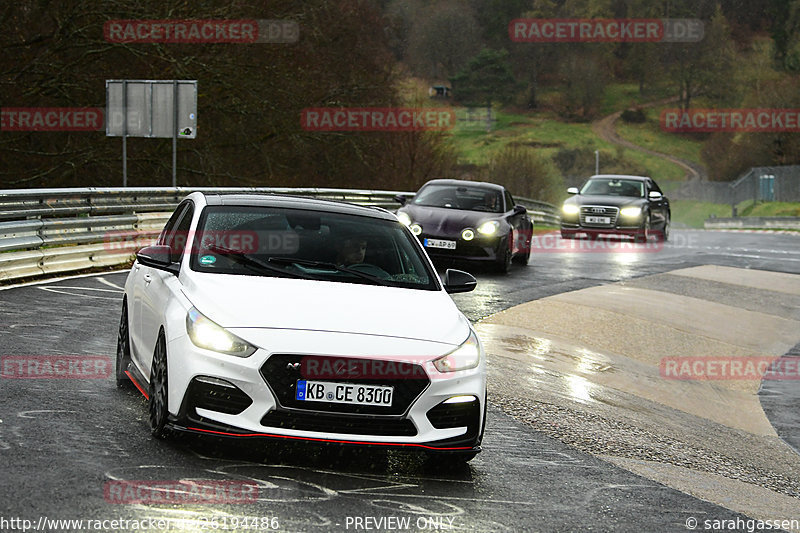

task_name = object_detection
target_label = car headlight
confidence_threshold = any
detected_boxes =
[461,228,475,241]
[186,307,257,357]
[620,207,642,218]
[410,223,422,235]
[433,330,482,373]
[397,211,412,226]
[562,204,579,215]
[477,220,499,236]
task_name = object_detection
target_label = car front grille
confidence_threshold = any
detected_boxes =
[580,206,619,227]
[260,409,417,436]
[260,354,430,416]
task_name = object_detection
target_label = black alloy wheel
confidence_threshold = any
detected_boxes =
[496,235,512,273]
[659,213,670,242]
[116,301,132,388]
[513,227,532,265]
[149,331,170,439]
[635,216,651,243]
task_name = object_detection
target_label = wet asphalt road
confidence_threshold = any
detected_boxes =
[1,229,799,532]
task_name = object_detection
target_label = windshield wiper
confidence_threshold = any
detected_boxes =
[204,244,313,280]
[267,257,389,286]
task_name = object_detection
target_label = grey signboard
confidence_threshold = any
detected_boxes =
[106,80,197,138]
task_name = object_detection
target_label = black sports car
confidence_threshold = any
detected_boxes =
[395,179,533,272]
[560,175,670,242]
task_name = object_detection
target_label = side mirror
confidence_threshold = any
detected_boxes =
[393,194,408,206]
[136,245,180,275]
[443,269,477,294]
[648,191,663,200]
[513,205,527,215]
[567,187,579,194]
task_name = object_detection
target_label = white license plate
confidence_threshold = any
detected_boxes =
[585,216,611,224]
[296,380,394,406]
[424,238,456,250]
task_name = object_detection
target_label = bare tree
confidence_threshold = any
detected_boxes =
[405,1,483,80]
[0,0,447,190]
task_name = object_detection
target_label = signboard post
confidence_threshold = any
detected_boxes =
[106,80,197,186]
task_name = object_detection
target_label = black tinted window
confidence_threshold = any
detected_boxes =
[581,179,644,198]
[190,206,439,290]
[412,184,503,213]
[158,201,194,262]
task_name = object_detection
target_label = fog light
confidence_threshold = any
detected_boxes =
[444,395,477,404]
[410,223,422,235]
[461,228,475,241]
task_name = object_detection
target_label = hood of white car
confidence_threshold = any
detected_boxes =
[181,272,470,346]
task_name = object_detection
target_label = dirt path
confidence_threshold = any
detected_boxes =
[591,98,707,181]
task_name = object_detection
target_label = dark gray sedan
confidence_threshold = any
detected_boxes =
[395,179,533,273]
[560,175,670,242]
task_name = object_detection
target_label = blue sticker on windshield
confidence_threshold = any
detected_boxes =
[199,255,216,265]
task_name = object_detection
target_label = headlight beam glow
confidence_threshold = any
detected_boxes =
[433,331,482,373]
[186,307,257,358]
[477,220,499,236]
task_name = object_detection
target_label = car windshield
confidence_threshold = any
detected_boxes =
[189,205,438,290]
[580,178,645,198]
[412,184,503,213]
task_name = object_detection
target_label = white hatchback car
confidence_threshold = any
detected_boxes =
[117,192,487,461]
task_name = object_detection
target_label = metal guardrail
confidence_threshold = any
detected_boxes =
[514,197,560,226]
[0,187,559,282]
[704,216,800,230]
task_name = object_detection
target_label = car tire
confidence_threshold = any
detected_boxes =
[513,249,530,265]
[149,330,171,439]
[635,216,650,243]
[116,300,132,388]
[496,237,512,273]
[512,246,530,265]
[659,213,670,242]
[513,226,532,265]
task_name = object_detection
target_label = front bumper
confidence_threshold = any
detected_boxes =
[561,218,645,238]
[162,328,486,452]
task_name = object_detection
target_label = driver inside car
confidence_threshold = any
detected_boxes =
[483,191,500,212]
[335,237,368,266]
